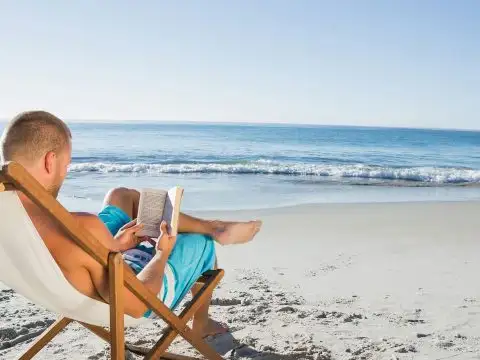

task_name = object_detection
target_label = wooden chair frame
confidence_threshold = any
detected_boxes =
[0,162,225,360]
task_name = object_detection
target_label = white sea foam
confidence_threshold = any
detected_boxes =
[68,162,480,185]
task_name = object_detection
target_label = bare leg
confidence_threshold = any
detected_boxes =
[190,283,228,338]
[102,187,138,218]
[191,262,228,338]
[174,212,262,245]
[177,212,216,235]
[102,187,262,244]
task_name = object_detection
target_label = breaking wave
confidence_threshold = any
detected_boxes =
[68,161,480,185]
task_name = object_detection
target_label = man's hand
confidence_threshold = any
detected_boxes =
[114,219,150,251]
[156,221,176,254]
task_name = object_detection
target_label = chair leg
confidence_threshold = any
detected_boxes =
[109,252,125,360]
[144,269,225,360]
[83,270,225,360]
[79,322,111,342]
[79,323,196,360]
[18,317,72,360]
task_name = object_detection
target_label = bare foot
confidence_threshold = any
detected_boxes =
[193,318,229,338]
[212,220,262,245]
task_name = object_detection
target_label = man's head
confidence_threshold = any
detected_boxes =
[1,111,72,197]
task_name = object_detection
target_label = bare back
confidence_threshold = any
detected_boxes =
[21,199,105,302]
[20,196,149,318]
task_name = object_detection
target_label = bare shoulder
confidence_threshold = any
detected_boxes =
[71,212,115,245]
[72,211,101,225]
[72,212,113,238]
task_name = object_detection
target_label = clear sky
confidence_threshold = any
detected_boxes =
[1,1,479,129]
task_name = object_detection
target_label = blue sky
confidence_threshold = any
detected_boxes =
[1,1,479,129]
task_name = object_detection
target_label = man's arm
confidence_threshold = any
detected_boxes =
[73,212,124,251]
[75,214,171,318]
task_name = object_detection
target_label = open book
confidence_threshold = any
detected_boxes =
[136,187,184,239]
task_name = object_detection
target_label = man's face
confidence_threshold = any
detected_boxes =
[47,141,72,198]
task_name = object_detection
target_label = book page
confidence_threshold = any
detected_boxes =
[136,188,167,238]
[164,187,183,236]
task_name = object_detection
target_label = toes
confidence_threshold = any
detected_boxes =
[252,220,262,232]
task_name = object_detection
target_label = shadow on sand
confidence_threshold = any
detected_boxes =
[206,332,330,360]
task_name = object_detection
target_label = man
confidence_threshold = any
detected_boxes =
[0,111,262,338]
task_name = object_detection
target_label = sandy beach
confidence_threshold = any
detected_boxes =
[2,0,480,358]
[1,201,479,359]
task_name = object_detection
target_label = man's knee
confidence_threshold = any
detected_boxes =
[105,187,139,204]
[106,187,130,201]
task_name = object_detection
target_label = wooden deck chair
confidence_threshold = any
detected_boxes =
[0,161,225,360]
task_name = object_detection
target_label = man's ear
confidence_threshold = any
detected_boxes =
[44,151,57,174]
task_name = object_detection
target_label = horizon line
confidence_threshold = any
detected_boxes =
[0,118,479,133]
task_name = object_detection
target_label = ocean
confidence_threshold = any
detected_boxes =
[2,122,480,212]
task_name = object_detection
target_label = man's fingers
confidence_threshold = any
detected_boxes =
[127,223,144,233]
[160,221,168,234]
[120,219,137,230]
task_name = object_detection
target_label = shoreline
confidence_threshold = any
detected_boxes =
[59,192,480,215]
[192,197,480,216]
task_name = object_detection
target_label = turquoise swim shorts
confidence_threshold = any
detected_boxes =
[98,205,132,235]
[97,205,216,314]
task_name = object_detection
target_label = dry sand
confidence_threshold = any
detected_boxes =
[1,201,479,359]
